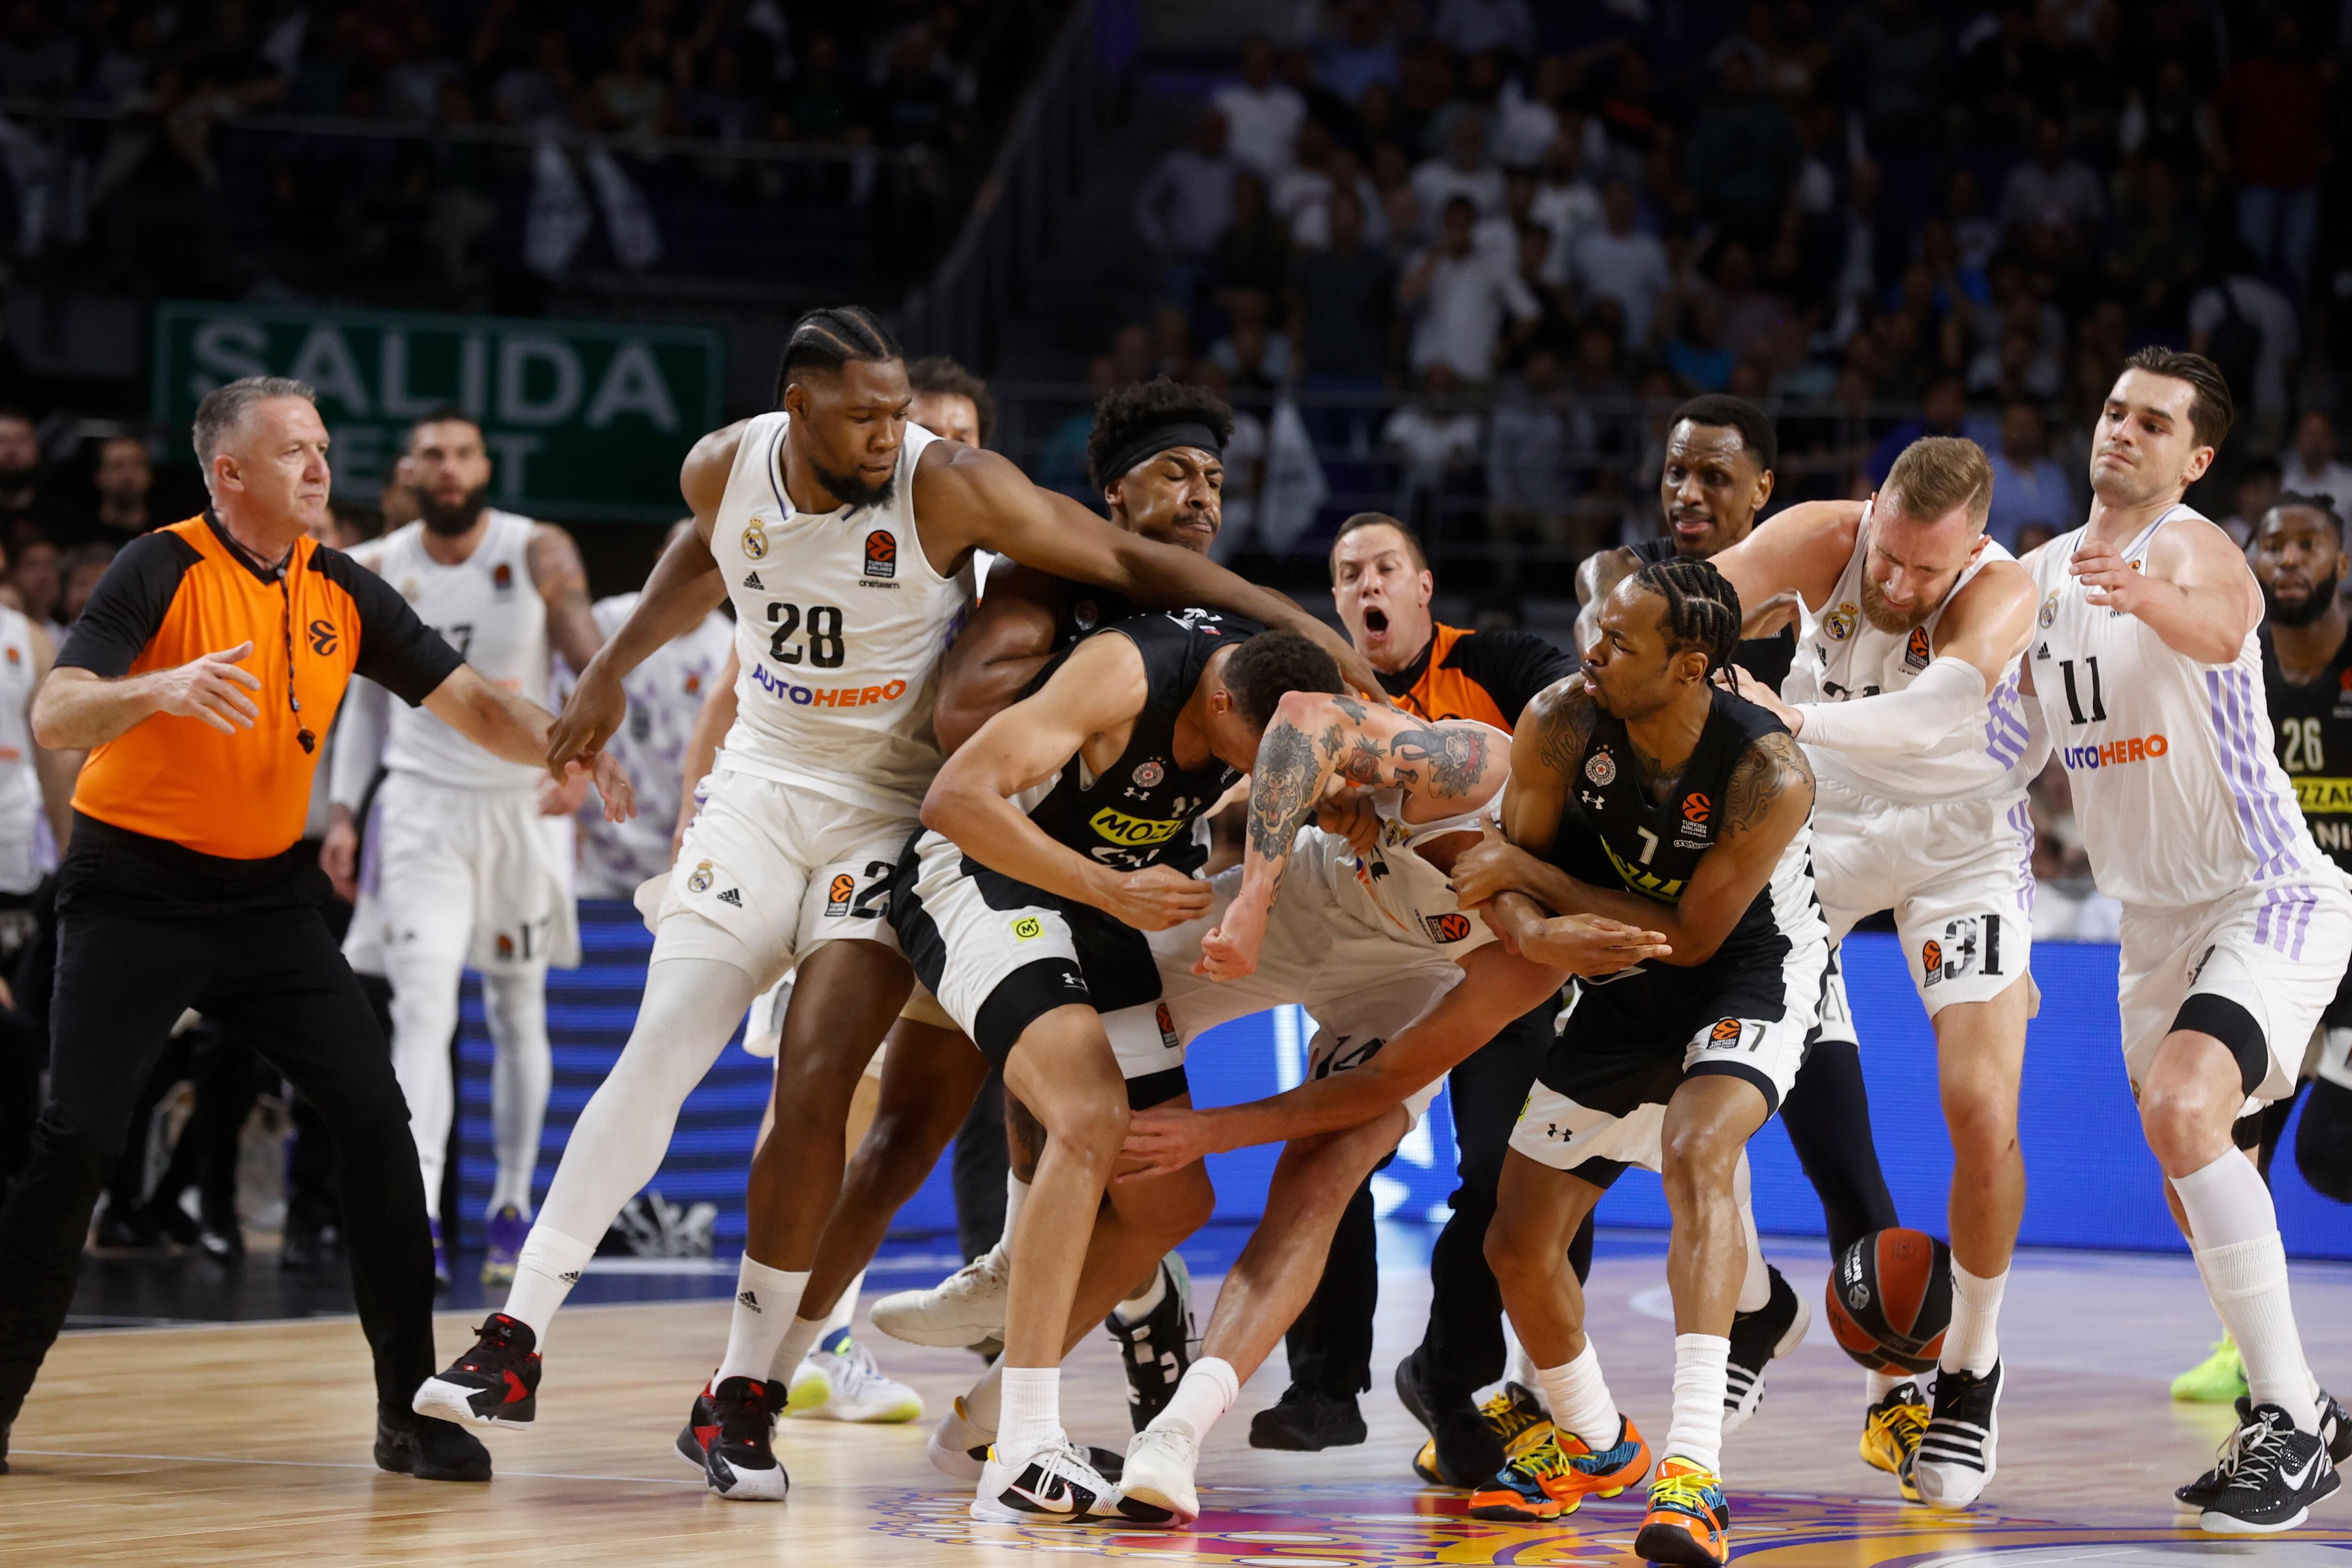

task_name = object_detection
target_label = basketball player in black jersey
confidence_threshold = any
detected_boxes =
[891,618,1341,1521]
[1451,558,1826,1567]
[2171,495,2352,1401]
[1576,395,1900,1443]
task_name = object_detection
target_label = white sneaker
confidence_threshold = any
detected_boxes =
[973,1436,1123,1523]
[787,1329,924,1423]
[1120,1421,1200,1525]
[927,1397,994,1482]
[871,1249,1010,1348]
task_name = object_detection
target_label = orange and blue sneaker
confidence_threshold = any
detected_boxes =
[1469,1415,1650,1521]
[1635,1456,1731,1566]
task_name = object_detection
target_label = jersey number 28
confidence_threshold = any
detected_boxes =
[768,602,845,669]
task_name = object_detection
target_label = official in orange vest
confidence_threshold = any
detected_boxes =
[0,376,629,1483]
[1251,511,1577,1479]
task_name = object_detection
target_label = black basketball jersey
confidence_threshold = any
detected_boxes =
[1548,684,1810,1012]
[1056,582,1137,653]
[1628,537,1794,692]
[1024,609,1255,875]
[2261,624,2352,874]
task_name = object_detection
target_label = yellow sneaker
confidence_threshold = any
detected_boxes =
[1861,1380,1929,1491]
[1479,1382,1554,1461]
[2171,1337,2249,1404]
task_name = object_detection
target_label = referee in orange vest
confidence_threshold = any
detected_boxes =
[0,376,630,1481]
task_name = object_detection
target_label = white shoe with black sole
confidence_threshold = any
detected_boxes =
[1120,1420,1202,1525]
[973,1437,1133,1524]
[1908,1360,2000,1506]
[2200,1401,2341,1533]
[929,1399,1125,1486]
[1723,1264,1809,1436]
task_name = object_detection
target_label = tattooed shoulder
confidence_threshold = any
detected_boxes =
[1723,731,1813,838]
[1526,676,1599,777]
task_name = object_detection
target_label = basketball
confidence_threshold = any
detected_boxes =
[1825,1228,1954,1375]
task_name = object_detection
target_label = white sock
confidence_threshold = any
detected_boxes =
[1537,1342,1619,1446]
[1115,1262,1169,1326]
[997,1366,1062,1465]
[989,1173,1029,1265]
[965,1358,1005,1430]
[1866,1369,1909,1402]
[821,1269,867,1339]
[768,1315,827,1383]
[716,1258,808,1386]
[1150,1355,1240,1440]
[503,1226,596,1345]
[1666,1334,1731,1475]
[2175,1149,2319,1433]
[1941,1261,2007,1376]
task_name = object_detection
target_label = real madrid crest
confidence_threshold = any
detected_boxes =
[2038,591,2058,629]
[1132,758,1166,788]
[687,860,715,893]
[1825,603,1858,641]
[741,522,769,561]
[1585,750,1617,786]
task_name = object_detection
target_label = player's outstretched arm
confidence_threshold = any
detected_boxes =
[1120,943,1569,1176]
[1573,547,1636,652]
[932,558,1063,756]
[546,424,742,774]
[528,523,605,673]
[917,444,1383,696]
[1708,500,1862,625]
[922,630,1214,932]
[2069,512,2262,665]
[424,667,636,823]
[1200,692,1505,979]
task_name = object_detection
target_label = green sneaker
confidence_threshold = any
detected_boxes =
[2171,1336,2249,1403]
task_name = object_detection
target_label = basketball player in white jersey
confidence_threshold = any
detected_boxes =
[1710,437,2040,1504]
[415,307,1372,1503]
[0,602,78,896]
[322,410,604,1289]
[2020,349,2351,1532]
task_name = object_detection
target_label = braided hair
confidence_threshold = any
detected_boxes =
[773,306,901,403]
[1629,557,1742,677]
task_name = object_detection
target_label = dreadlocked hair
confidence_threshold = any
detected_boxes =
[1629,557,1743,677]
[773,306,901,403]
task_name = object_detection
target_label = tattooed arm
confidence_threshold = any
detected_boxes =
[1195,691,1508,980]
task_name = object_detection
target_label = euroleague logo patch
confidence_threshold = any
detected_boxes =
[1903,626,1931,670]
[1708,1017,1744,1045]
[1681,793,1710,824]
[492,562,514,592]
[863,529,897,580]
[1155,1001,1179,1049]
[1423,911,1474,943]
[825,873,855,916]
[308,619,339,657]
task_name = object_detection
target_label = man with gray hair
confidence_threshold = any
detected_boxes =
[0,376,632,1483]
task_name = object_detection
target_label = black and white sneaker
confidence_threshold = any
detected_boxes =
[702,1376,788,1501]
[1724,1264,1810,1435]
[973,1436,1127,1523]
[2177,1395,2258,1514]
[412,1313,541,1427]
[2321,1387,2352,1465]
[1105,1256,1194,1433]
[1906,1360,2001,1505]
[2200,1401,2340,1533]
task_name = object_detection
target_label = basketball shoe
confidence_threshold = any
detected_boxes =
[1106,1256,1194,1431]
[413,1313,540,1426]
[787,1328,923,1423]
[1906,1360,2000,1505]
[926,1395,1126,1484]
[2172,1335,2249,1404]
[1860,1380,1929,1494]
[481,1205,528,1288]
[973,1436,1134,1524]
[2197,1401,2339,1533]
[1121,1419,1203,1524]
[1468,1415,1650,1521]
[1723,1265,1809,1434]
[871,1248,1009,1348]
[688,1376,788,1501]
[2177,1391,2352,1513]
[1634,1456,1731,1567]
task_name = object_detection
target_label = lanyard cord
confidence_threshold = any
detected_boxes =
[214,521,315,754]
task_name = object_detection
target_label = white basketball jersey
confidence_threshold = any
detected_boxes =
[572,595,734,896]
[2026,504,2328,908]
[0,606,43,893]
[376,511,552,791]
[1329,786,1500,960]
[707,411,975,815]
[1783,516,2038,804]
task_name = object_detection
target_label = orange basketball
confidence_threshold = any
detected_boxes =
[1824,1227,1952,1375]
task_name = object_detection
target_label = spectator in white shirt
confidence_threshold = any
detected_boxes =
[1433,0,1534,57]
[1999,115,2104,245]
[2285,412,2352,523]
[1272,120,1386,252]
[1135,106,1237,261]
[1572,179,1672,347]
[1528,129,1604,287]
[1212,37,1306,181]
[1984,402,2075,551]
[1402,196,1540,383]
[1384,363,1483,531]
[1411,115,1507,233]
[2188,250,2301,452]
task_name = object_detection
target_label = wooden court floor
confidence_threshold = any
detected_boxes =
[8,1247,2352,1566]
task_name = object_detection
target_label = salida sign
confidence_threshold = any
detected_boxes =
[152,302,725,522]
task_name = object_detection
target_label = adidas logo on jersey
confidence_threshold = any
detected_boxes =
[743,571,763,590]
[717,887,743,907]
